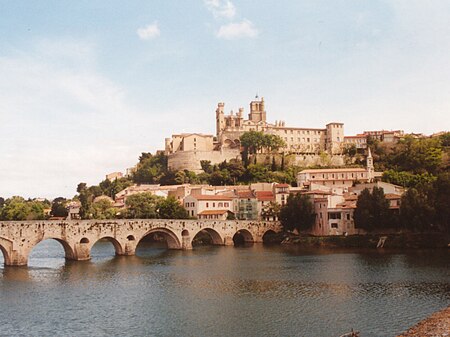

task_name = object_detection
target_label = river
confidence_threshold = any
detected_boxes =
[0,240,448,337]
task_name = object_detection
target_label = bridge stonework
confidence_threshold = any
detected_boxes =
[0,219,282,266]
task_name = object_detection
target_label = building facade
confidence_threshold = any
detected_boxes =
[165,97,346,172]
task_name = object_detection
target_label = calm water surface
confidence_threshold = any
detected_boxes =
[0,240,448,337]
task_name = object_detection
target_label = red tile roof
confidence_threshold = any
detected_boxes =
[237,190,255,198]
[275,183,290,188]
[256,191,274,201]
[192,195,233,201]
[198,210,228,215]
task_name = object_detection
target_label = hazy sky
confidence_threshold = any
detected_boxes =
[1,0,449,199]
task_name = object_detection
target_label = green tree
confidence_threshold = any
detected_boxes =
[279,193,315,232]
[157,197,190,219]
[51,197,68,218]
[354,187,390,231]
[200,160,213,174]
[246,163,269,182]
[400,188,435,231]
[132,152,168,184]
[439,132,450,147]
[240,131,286,155]
[125,192,161,219]
[433,172,449,230]
[89,198,117,219]
[390,136,443,174]
[261,201,281,221]
[382,170,437,188]
[0,196,47,221]
[99,177,133,199]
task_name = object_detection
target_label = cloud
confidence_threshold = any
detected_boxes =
[0,40,150,199]
[137,22,160,40]
[204,0,236,19]
[216,19,258,39]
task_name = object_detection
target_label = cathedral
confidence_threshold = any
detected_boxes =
[165,97,345,172]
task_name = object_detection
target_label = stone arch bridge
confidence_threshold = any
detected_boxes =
[0,219,282,266]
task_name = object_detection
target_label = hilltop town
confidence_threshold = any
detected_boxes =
[1,97,449,238]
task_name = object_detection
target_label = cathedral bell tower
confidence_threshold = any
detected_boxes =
[367,147,374,182]
[248,96,266,123]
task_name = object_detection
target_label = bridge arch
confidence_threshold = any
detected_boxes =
[138,228,182,250]
[262,229,277,243]
[233,229,254,245]
[192,228,224,246]
[27,237,76,262]
[0,237,13,266]
[90,236,124,256]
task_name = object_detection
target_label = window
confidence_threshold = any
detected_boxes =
[331,223,338,228]
[346,213,350,220]
[329,212,341,219]
[224,202,229,207]
[206,202,209,208]
[213,202,215,207]
[218,202,223,207]
[307,138,310,142]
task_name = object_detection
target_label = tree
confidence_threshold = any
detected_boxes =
[0,196,47,221]
[246,163,269,182]
[400,188,434,231]
[261,201,281,221]
[240,131,286,155]
[89,198,117,219]
[125,192,161,219]
[389,136,443,174]
[434,172,450,230]
[0,197,5,209]
[279,193,315,232]
[99,177,133,199]
[382,170,437,188]
[51,197,68,218]
[200,160,213,174]
[354,187,390,231]
[132,152,168,184]
[157,197,190,219]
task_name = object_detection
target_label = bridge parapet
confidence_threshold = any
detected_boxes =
[0,219,282,266]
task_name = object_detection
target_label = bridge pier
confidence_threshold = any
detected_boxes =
[182,235,193,250]
[6,250,28,267]
[224,236,234,246]
[73,242,91,261]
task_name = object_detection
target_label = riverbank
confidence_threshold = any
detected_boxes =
[268,232,450,249]
[396,306,450,337]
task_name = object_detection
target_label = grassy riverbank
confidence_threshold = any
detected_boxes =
[269,232,450,249]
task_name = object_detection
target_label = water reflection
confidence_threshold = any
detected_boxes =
[0,243,448,337]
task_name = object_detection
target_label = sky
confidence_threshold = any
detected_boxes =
[1,0,450,199]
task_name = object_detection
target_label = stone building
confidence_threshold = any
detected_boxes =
[165,97,346,172]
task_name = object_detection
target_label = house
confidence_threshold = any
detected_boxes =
[183,194,233,220]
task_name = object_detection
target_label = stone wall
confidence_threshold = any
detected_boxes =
[167,148,241,172]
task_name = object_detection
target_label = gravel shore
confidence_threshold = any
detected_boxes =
[396,306,450,337]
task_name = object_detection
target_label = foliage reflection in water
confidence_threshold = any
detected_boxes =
[0,240,449,337]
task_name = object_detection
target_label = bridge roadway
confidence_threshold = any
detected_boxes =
[0,219,282,266]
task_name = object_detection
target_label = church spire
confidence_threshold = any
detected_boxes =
[367,147,374,182]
